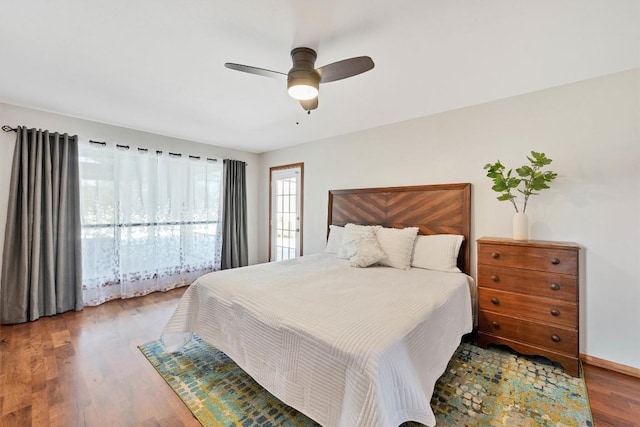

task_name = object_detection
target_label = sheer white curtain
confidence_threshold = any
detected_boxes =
[78,143,223,306]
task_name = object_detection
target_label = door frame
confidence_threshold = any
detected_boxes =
[268,162,304,262]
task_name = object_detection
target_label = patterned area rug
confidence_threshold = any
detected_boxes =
[139,336,593,426]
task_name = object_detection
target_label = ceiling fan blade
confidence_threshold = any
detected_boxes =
[299,97,318,112]
[317,56,374,83]
[224,63,287,79]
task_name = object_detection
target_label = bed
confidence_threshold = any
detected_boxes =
[162,183,474,427]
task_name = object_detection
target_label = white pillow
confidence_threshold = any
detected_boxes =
[376,226,419,270]
[324,225,344,254]
[337,223,381,259]
[350,235,386,268]
[411,234,464,272]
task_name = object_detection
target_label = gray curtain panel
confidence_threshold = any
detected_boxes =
[221,159,248,269]
[1,127,83,324]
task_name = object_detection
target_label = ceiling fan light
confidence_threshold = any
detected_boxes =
[287,71,320,100]
[288,84,319,100]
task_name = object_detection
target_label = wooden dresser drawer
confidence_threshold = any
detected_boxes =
[478,242,578,275]
[478,288,577,328]
[477,265,577,301]
[478,310,577,355]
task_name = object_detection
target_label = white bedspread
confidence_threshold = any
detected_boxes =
[162,254,473,427]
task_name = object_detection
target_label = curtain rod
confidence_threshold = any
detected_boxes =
[5,128,244,166]
[3,125,75,137]
[89,139,228,164]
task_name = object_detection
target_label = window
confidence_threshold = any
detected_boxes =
[79,143,223,305]
[269,163,303,262]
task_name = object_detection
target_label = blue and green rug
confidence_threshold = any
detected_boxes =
[139,336,593,426]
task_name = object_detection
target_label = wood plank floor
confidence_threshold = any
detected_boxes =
[1,287,638,426]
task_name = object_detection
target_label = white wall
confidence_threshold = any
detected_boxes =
[0,102,261,275]
[258,69,640,369]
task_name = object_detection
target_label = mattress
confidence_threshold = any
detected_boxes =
[162,253,473,427]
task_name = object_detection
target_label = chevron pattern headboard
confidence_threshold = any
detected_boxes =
[327,183,471,273]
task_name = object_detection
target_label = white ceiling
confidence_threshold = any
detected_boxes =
[0,1,638,153]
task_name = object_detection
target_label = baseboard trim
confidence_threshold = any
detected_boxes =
[580,353,640,378]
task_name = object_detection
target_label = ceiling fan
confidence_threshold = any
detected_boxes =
[224,47,374,112]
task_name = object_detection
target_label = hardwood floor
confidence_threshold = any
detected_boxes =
[0,288,200,427]
[1,287,638,426]
[583,364,640,427]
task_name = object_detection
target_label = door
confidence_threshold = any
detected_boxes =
[269,163,303,262]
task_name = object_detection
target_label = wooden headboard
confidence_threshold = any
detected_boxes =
[327,183,471,273]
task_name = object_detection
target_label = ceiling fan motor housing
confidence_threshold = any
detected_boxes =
[287,48,320,99]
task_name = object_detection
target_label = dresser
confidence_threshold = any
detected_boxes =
[476,237,581,377]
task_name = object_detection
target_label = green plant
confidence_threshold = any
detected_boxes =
[483,151,557,213]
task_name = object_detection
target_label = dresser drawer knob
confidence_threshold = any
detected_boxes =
[550,308,560,317]
[491,321,500,328]
[491,297,500,305]
[549,283,560,291]
[491,275,499,282]
[550,258,561,265]
[551,334,561,343]
[491,252,500,259]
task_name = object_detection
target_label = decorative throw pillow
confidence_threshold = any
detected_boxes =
[324,225,345,254]
[376,226,419,270]
[337,223,381,259]
[411,234,464,272]
[350,235,386,268]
